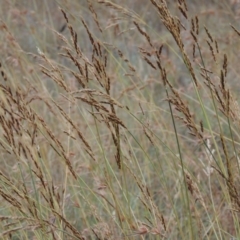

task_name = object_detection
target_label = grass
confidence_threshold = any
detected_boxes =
[1,0,240,239]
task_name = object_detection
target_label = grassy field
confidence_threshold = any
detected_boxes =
[1,0,240,239]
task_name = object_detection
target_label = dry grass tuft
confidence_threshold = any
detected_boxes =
[1,0,240,239]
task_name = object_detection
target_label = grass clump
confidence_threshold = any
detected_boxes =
[1,0,240,239]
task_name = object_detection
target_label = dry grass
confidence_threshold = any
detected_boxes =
[1,0,240,239]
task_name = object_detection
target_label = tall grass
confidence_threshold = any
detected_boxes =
[0,0,240,239]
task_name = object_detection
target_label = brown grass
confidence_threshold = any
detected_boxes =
[1,0,240,239]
